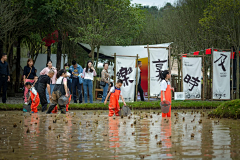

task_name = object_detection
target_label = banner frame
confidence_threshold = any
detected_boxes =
[212,50,231,100]
[113,54,139,101]
[179,54,204,100]
[146,45,170,101]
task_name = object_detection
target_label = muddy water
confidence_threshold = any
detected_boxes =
[0,110,240,159]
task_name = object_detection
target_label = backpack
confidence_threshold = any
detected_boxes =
[52,77,68,105]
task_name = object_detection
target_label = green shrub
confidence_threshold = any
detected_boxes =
[208,99,240,119]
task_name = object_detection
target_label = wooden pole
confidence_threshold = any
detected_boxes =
[169,45,172,82]
[144,46,170,49]
[135,54,139,101]
[211,47,213,100]
[114,53,116,85]
[147,44,150,102]
[111,55,137,57]
[231,47,234,99]
[213,48,232,51]
[181,54,183,92]
[202,54,205,101]
[168,45,172,100]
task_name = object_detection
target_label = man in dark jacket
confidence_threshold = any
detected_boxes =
[36,70,54,112]
[135,61,144,101]
[0,53,10,103]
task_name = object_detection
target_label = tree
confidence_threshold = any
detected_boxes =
[200,0,240,98]
[0,1,30,61]
[72,0,145,100]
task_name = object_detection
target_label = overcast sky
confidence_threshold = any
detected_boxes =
[131,0,176,7]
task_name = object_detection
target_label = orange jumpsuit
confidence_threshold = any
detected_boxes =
[161,82,171,117]
[66,94,71,112]
[109,87,121,116]
[30,90,40,113]
[51,105,58,113]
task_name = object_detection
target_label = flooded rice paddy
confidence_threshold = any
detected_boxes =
[0,110,240,159]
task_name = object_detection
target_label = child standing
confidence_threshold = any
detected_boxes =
[104,79,126,117]
[159,70,174,117]
[46,69,69,114]
[25,82,40,113]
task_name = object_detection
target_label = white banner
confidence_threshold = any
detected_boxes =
[182,57,202,99]
[213,51,230,99]
[150,49,168,97]
[116,58,136,102]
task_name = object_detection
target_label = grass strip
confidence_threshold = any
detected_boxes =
[0,100,223,111]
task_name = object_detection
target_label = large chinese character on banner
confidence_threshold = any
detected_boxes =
[182,57,202,99]
[149,49,168,97]
[213,51,230,99]
[116,58,136,102]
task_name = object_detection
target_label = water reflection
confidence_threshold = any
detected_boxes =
[109,117,120,148]
[0,110,240,159]
[161,118,172,158]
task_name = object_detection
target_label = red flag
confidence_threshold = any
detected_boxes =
[193,51,199,55]
[180,54,187,59]
[205,48,211,55]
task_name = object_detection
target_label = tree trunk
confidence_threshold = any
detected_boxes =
[56,31,62,71]
[0,41,3,55]
[90,44,95,63]
[47,46,51,66]
[16,37,21,92]
[8,45,13,74]
[93,45,100,101]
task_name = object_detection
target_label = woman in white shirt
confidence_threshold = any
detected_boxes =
[82,60,97,103]
[160,70,174,117]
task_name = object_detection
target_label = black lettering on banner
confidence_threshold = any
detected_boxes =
[116,67,134,87]
[152,59,167,79]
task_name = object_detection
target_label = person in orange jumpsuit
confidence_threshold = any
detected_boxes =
[104,79,126,117]
[160,70,174,117]
[25,82,40,113]
[65,94,71,112]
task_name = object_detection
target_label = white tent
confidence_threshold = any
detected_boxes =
[79,43,171,59]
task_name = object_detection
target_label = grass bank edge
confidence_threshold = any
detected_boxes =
[208,99,240,119]
[0,100,223,111]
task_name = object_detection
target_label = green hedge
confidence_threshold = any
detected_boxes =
[0,100,223,111]
[208,99,240,119]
